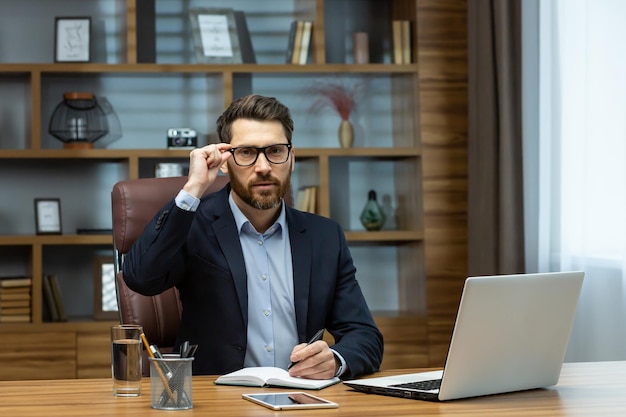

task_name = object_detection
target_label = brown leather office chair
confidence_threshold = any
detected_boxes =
[111,175,230,374]
[111,174,293,374]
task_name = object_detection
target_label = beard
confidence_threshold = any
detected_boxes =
[229,171,291,210]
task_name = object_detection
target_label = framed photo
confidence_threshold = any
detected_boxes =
[34,198,62,235]
[189,8,242,63]
[54,17,91,62]
[94,256,118,321]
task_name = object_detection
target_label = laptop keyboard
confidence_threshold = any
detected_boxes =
[390,379,442,391]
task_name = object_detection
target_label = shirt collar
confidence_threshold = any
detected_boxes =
[228,192,286,237]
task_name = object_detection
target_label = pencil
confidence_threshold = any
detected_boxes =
[141,333,175,402]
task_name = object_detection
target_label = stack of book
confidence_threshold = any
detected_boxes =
[295,186,318,214]
[392,20,412,64]
[286,20,313,64]
[0,276,32,323]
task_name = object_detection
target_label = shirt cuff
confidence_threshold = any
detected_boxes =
[175,189,200,212]
[330,348,347,377]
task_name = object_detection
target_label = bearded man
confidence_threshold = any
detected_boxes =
[123,94,383,380]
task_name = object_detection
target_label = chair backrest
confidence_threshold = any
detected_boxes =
[111,175,230,374]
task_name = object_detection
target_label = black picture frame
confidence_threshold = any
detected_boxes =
[54,17,91,62]
[34,198,62,235]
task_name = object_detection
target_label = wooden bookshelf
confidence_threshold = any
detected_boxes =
[0,0,468,379]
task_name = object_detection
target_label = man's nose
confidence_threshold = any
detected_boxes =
[254,151,272,171]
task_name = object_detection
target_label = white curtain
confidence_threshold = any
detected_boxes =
[524,0,626,361]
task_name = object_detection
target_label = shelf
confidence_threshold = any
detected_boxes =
[0,148,421,159]
[0,63,419,74]
[0,232,419,245]
[0,235,112,245]
[345,230,422,242]
[0,320,117,333]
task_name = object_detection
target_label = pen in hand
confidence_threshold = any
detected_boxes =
[288,329,325,370]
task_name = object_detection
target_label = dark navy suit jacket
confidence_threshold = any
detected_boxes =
[123,185,383,378]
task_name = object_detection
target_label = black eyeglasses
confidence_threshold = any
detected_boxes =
[229,143,292,167]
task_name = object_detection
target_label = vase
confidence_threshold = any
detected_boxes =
[360,190,386,231]
[338,120,354,148]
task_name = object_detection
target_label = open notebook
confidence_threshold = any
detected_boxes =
[344,271,584,401]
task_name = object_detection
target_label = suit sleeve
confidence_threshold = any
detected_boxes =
[325,224,385,379]
[122,200,195,296]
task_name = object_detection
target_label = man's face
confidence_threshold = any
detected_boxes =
[220,118,294,210]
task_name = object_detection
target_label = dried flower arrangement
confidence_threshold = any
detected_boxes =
[308,81,362,121]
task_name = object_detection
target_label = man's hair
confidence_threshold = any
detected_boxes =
[216,94,294,143]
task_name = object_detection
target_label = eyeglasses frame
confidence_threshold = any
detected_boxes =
[228,143,293,167]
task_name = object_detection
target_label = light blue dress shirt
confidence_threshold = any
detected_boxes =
[227,193,299,369]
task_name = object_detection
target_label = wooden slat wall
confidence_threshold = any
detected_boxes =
[416,0,469,366]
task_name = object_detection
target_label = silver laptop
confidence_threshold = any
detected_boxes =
[344,271,584,401]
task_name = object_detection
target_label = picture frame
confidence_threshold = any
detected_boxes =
[189,8,242,64]
[34,198,62,235]
[93,256,118,321]
[54,17,91,62]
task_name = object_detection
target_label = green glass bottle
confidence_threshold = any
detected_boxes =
[360,190,386,231]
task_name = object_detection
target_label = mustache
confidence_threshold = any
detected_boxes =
[251,174,277,183]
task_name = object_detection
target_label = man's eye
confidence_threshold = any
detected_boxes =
[268,147,283,155]
[238,148,254,157]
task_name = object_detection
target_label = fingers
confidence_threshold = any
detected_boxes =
[288,341,336,380]
[191,143,232,169]
[184,144,232,197]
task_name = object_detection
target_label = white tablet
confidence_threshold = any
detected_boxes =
[242,392,339,410]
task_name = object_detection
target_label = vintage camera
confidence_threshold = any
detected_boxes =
[167,128,198,148]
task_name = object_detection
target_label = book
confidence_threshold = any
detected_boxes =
[285,20,298,63]
[47,274,68,322]
[215,366,340,390]
[0,314,31,323]
[295,186,310,212]
[307,186,317,214]
[42,274,60,322]
[0,276,32,288]
[1,306,31,315]
[392,20,403,64]
[298,20,313,64]
[294,186,318,214]
[401,20,412,64]
[291,20,304,64]
[0,299,30,308]
[0,291,31,301]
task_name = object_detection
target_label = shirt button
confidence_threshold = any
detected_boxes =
[258,240,263,246]
[263,310,270,316]
[266,345,272,352]
[261,274,267,281]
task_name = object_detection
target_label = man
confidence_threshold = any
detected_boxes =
[123,94,383,380]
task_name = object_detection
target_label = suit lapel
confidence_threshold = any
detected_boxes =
[287,207,312,342]
[208,187,249,327]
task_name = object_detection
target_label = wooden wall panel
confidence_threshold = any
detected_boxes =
[376,315,429,369]
[416,0,468,366]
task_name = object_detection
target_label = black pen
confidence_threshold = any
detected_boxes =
[150,344,174,380]
[288,329,325,370]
